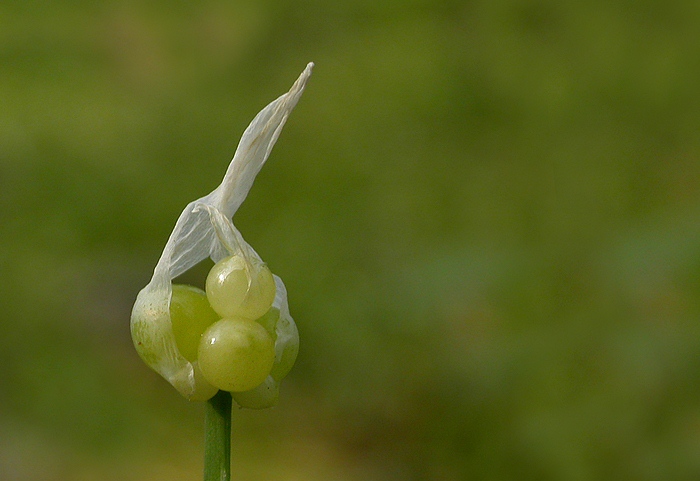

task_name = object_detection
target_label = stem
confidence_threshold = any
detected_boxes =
[204,390,232,481]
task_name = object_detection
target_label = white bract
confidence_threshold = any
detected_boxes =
[131,63,312,401]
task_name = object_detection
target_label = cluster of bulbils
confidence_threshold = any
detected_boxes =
[130,63,312,409]
[168,244,299,408]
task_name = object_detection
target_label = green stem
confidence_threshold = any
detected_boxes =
[204,390,232,481]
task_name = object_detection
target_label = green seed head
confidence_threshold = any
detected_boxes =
[129,63,312,402]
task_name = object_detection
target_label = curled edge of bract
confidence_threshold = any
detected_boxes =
[130,63,312,401]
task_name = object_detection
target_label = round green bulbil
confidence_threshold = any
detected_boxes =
[198,318,275,392]
[206,255,276,321]
[170,284,220,362]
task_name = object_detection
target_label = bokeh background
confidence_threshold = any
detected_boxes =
[2,1,700,480]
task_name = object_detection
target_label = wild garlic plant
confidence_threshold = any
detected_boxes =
[130,64,312,479]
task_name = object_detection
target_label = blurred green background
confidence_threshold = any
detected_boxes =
[2,1,700,479]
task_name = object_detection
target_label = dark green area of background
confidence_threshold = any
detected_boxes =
[2,1,700,479]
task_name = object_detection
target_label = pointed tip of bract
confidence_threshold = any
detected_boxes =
[290,62,314,96]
